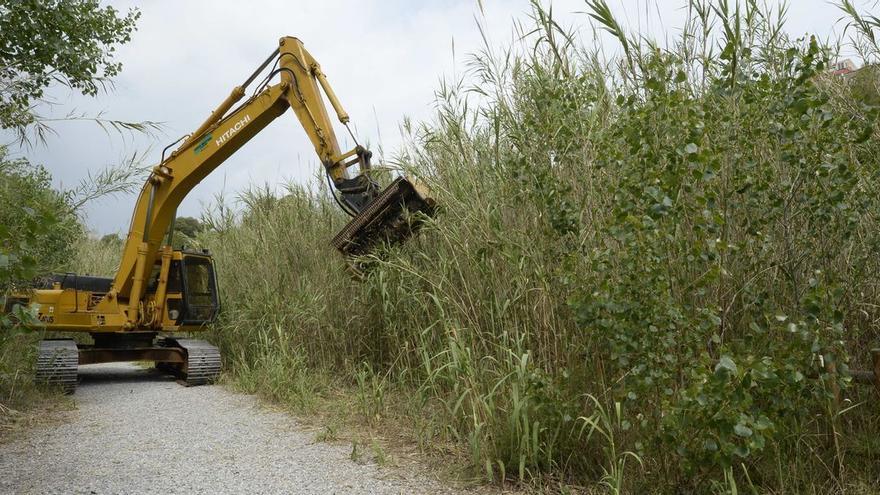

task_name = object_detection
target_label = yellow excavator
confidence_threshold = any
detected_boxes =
[3,37,435,393]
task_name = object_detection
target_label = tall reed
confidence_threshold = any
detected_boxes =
[202,1,880,491]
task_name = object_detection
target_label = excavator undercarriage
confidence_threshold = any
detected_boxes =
[36,336,221,393]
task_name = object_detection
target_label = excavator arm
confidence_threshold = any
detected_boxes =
[111,36,433,310]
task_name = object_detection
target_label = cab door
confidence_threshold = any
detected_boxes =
[179,255,220,325]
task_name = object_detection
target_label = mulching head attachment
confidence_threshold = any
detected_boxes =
[331,176,435,257]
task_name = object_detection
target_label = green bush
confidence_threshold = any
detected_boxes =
[0,150,85,428]
[0,150,84,285]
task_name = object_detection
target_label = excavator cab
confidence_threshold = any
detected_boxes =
[177,252,220,325]
[158,250,219,327]
[146,249,219,327]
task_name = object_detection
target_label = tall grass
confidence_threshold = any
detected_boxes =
[202,1,880,492]
[0,322,46,432]
[67,235,123,277]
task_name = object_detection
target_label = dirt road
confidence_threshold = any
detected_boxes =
[0,363,458,494]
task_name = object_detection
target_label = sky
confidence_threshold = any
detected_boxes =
[2,0,871,235]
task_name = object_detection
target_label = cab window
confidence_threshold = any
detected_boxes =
[181,257,218,323]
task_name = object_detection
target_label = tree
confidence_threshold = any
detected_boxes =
[0,1,146,415]
[100,233,121,244]
[174,216,204,239]
[0,148,83,286]
[0,0,143,143]
[0,1,141,287]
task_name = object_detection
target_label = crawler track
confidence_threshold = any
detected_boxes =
[35,339,79,394]
[163,338,222,386]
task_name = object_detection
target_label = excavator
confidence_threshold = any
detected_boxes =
[2,37,435,393]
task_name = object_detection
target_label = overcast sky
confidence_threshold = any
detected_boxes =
[2,0,871,234]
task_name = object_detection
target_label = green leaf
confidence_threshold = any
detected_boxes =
[734,424,753,437]
[715,355,738,377]
[734,445,750,458]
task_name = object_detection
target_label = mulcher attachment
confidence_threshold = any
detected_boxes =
[331,177,435,257]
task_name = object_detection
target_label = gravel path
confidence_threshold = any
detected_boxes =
[0,363,459,494]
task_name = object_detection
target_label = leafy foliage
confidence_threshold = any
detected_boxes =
[0,0,143,428]
[0,0,139,132]
[173,216,204,242]
[0,148,83,429]
[0,148,83,285]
